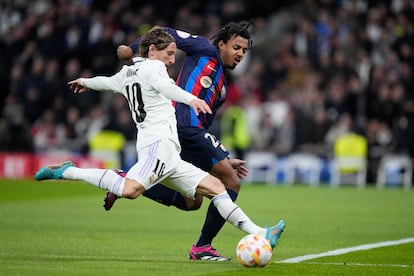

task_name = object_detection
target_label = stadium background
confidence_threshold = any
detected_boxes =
[1,0,414,185]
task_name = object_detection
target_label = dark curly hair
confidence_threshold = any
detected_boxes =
[139,26,175,57]
[211,20,253,49]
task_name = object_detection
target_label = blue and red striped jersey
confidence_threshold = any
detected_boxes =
[165,27,228,129]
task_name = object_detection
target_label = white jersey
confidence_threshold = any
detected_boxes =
[80,57,196,150]
[79,57,208,196]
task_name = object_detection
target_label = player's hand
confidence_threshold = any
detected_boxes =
[229,158,248,179]
[67,78,88,93]
[189,98,212,116]
[117,45,134,60]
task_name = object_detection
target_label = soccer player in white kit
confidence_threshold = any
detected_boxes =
[34,27,284,248]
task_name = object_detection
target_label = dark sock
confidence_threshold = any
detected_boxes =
[143,184,189,210]
[195,189,238,247]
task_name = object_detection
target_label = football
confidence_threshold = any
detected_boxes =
[236,234,273,267]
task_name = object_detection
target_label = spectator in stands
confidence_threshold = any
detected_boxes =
[1,0,414,187]
[0,96,34,152]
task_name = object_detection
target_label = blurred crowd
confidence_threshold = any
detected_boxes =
[1,0,414,181]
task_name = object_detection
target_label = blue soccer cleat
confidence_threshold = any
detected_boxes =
[265,220,286,249]
[34,160,76,181]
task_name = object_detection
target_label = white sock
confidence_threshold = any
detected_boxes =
[63,167,125,197]
[212,192,265,235]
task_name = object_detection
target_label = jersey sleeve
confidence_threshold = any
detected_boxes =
[129,37,141,55]
[129,27,213,56]
[147,61,197,105]
[164,27,213,55]
[80,67,125,93]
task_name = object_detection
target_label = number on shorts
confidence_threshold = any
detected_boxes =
[153,159,166,177]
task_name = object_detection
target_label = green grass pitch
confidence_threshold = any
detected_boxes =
[1,179,413,275]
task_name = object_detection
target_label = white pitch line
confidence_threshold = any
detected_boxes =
[305,262,410,268]
[278,237,414,263]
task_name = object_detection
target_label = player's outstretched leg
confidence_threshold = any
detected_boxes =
[35,161,127,198]
[210,190,286,249]
[265,220,286,249]
[104,183,198,211]
[34,160,76,180]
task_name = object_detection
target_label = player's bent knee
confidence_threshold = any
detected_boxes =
[208,176,227,195]
[184,195,203,210]
[122,179,145,199]
[197,175,226,198]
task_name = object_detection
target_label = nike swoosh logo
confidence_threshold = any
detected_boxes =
[207,64,217,72]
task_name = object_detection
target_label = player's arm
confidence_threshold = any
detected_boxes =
[68,78,89,93]
[157,78,211,116]
[68,68,124,94]
[149,62,211,115]
[117,45,134,60]
[117,27,212,60]
[164,27,212,55]
[117,37,141,60]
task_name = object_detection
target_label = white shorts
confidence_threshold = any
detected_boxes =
[126,139,209,198]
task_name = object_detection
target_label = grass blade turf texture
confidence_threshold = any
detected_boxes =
[1,179,413,275]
